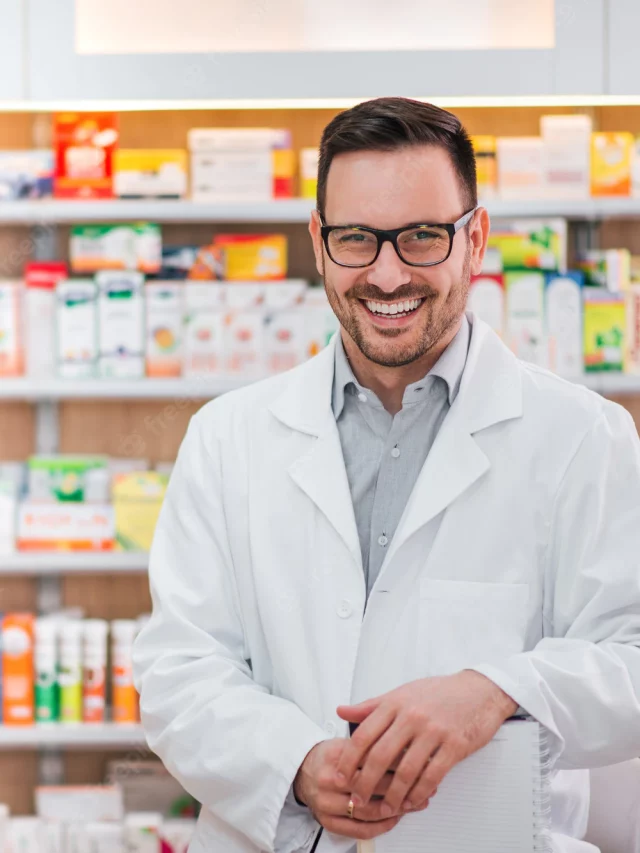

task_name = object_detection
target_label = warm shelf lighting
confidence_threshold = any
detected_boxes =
[2,95,640,113]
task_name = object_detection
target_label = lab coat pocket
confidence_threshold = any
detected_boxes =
[418,579,529,677]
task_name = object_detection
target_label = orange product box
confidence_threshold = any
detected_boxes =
[2,613,35,725]
[591,132,634,196]
[17,503,115,551]
[54,113,118,199]
[213,234,287,281]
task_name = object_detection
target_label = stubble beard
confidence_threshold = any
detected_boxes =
[323,245,472,368]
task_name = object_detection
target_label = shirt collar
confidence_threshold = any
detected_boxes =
[332,314,470,418]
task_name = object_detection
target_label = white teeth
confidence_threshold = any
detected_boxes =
[365,298,422,315]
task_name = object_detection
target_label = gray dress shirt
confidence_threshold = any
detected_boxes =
[332,316,471,598]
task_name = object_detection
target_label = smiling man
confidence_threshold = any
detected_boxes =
[134,98,640,853]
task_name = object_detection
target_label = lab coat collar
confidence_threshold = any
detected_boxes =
[269,313,523,438]
[268,314,523,570]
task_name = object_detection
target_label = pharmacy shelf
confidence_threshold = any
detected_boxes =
[0,552,148,575]
[2,197,640,224]
[0,723,147,749]
[0,198,316,224]
[0,376,260,400]
[1,373,640,400]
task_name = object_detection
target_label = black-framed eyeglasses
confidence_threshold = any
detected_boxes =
[319,207,477,268]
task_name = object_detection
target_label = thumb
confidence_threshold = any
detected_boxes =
[336,697,381,723]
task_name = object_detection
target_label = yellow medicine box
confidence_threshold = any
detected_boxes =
[591,132,634,196]
[214,233,288,281]
[114,149,188,198]
[113,472,168,552]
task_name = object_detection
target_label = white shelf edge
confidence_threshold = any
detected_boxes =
[0,376,261,401]
[0,197,640,224]
[0,552,149,574]
[0,373,639,401]
[0,198,316,224]
[0,723,147,749]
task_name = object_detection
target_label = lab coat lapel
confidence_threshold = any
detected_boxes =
[384,317,524,568]
[269,337,362,570]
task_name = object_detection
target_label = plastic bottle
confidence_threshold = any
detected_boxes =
[58,621,83,724]
[111,620,138,724]
[82,619,108,724]
[34,619,59,723]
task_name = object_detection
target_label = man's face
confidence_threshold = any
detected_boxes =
[309,145,488,368]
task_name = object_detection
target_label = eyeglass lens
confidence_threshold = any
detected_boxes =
[326,225,451,266]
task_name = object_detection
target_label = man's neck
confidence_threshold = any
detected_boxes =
[341,319,462,416]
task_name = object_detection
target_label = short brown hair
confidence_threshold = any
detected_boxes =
[316,97,477,219]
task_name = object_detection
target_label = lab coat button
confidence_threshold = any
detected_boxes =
[325,721,338,736]
[378,534,388,547]
[337,599,353,618]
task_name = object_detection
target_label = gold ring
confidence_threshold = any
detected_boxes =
[347,798,355,819]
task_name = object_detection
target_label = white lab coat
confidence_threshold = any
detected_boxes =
[133,315,640,853]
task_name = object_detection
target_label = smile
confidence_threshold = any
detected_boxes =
[363,298,424,318]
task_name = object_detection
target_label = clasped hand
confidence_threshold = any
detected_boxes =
[293,670,517,841]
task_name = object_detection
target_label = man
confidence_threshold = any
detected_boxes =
[133,98,640,853]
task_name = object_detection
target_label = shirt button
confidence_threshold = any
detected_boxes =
[337,599,353,618]
[391,446,400,458]
[325,721,338,736]
[378,534,388,547]
[357,393,367,403]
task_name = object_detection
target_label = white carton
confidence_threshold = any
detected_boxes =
[541,114,592,199]
[18,503,115,550]
[66,822,124,853]
[304,287,339,358]
[0,280,22,376]
[264,280,308,373]
[191,150,272,203]
[183,283,226,376]
[497,137,546,199]
[55,280,98,379]
[468,275,505,338]
[505,271,547,367]
[36,785,124,822]
[8,817,44,853]
[0,480,17,555]
[145,281,184,377]
[96,271,145,379]
[226,284,266,373]
[546,274,583,377]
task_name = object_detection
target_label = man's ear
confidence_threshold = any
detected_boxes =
[468,207,491,277]
[309,209,326,278]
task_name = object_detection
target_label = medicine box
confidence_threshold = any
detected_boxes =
[96,271,145,379]
[583,289,626,372]
[226,283,266,373]
[183,283,226,377]
[55,279,98,379]
[17,503,115,551]
[0,281,23,377]
[505,271,547,367]
[145,282,184,377]
[70,224,162,275]
[540,114,591,199]
[54,112,118,199]
[0,150,54,200]
[214,233,288,281]
[300,148,320,199]
[468,274,505,338]
[625,284,640,374]
[2,613,34,725]
[591,132,634,196]
[114,149,188,198]
[496,137,545,199]
[545,271,584,377]
[113,473,168,552]
[24,262,68,379]
[471,136,497,199]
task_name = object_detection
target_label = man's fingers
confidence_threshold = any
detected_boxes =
[335,705,396,787]
[321,814,401,841]
[316,784,400,823]
[349,720,414,808]
[380,735,440,812]
[403,744,458,809]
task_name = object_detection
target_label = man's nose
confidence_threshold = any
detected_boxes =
[365,240,412,293]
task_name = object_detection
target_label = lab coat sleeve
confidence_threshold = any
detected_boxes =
[472,402,640,769]
[132,411,327,852]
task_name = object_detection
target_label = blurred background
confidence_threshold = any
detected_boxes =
[0,0,639,850]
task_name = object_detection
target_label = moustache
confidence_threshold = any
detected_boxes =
[346,284,439,302]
